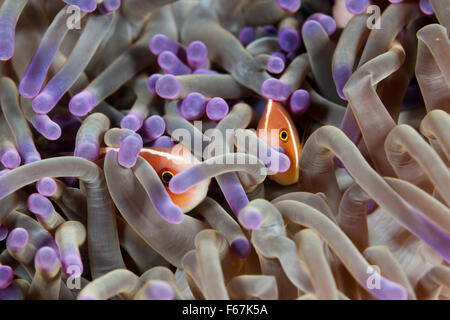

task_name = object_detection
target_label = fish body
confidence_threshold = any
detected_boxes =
[257,100,302,185]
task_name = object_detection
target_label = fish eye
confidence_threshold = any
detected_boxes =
[160,170,174,184]
[280,129,289,142]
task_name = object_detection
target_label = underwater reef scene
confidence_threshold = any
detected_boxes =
[0,0,449,301]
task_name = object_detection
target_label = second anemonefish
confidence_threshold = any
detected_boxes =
[256,99,302,186]
[100,144,210,213]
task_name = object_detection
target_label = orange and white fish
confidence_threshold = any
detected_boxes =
[257,99,302,186]
[100,144,210,212]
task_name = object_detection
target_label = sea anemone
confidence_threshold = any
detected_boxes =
[0,0,449,300]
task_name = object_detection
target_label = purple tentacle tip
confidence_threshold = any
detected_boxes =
[345,0,369,15]
[0,224,8,241]
[187,41,208,69]
[231,237,251,258]
[0,7,15,61]
[307,13,337,36]
[333,63,353,100]
[419,0,434,15]
[239,208,263,230]
[149,34,182,56]
[168,172,192,194]
[6,228,29,251]
[63,0,97,13]
[261,78,291,101]
[0,35,14,61]
[0,266,13,290]
[28,193,53,219]
[267,56,285,74]
[289,89,311,116]
[121,112,144,132]
[278,27,301,52]
[118,133,143,168]
[272,150,291,173]
[19,80,37,100]
[37,177,57,197]
[31,115,62,141]
[206,97,229,121]
[144,115,166,141]
[366,199,376,214]
[74,140,99,162]
[69,91,97,117]
[258,141,291,173]
[275,0,301,13]
[1,147,21,169]
[155,75,182,100]
[302,20,329,42]
[158,51,191,76]
[61,247,83,277]
[271,52,286,63]
[35,246,59,272]
[179,92,207,120]
[146,281,175,300]
[238,27,256,47]
[99,0,121,13]
[262,25,278,35]
[0,283,21,300]
[152,194,184,225]
[77,294,99,300]
[32,92,56,115]
[366,275,408,300]
[147,74,162,94]
[21,141,41,164]
[149,136,174,148]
